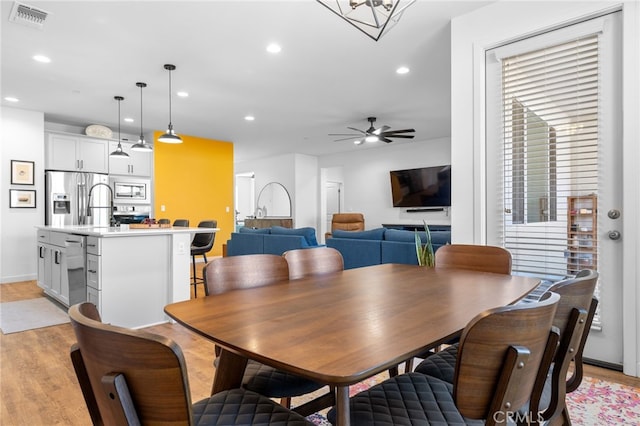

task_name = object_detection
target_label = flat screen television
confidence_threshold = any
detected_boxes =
[389,165,451,208]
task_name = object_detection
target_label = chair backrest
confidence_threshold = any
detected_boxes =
[203,254,289,296]
[435,244,512,274]
[158,218,171,224]
[192,220,217,249]
[453,292,560,424]
[532,269,598,420]
[283,247,344,280]
[69,303,194,425]
[331,213,365,232]
[173,219,190,227]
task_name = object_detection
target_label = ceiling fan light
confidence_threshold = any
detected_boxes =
[354,139,364,145]
[365,135,379,143]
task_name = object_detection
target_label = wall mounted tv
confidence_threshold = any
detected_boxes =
[389,165,451,208]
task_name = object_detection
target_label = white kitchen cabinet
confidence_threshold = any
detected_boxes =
[45,132,109,173]
[108,141,152,177]
[36,230,67,304]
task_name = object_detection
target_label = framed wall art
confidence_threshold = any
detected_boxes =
[10,189,36,208]
[10,160,35,185]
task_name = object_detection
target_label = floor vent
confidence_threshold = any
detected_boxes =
[8,2,50,30]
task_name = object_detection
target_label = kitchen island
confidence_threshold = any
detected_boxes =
[36,225,217,328]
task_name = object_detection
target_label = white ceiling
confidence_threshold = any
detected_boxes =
[1,0,491,162]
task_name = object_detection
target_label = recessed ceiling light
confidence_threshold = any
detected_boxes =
[396,66,410,75]
[244,115,255,121]
[4,96,19,102]
[33,55,51,63]
[124,117,134,123]
[266,43,282,54]
[177,91,189,97]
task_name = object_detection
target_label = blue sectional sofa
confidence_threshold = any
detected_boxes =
[226,226,320,256]
[326,227,451,269]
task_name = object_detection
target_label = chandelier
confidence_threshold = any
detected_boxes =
[316,0,416,41]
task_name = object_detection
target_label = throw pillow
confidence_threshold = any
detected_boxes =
[270,226,318,246]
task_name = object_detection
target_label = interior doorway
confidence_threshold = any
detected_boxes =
[235,173,255,231]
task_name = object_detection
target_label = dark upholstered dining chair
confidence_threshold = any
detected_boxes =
[68,302,313,426]
[173,218,190,227]
[157,218,170,224]
[389,243,513,377]
[190,220,217,298]
[282,247,344,280]
[203,255,331,415]
[414,269,598,425]
[327,292,561,426]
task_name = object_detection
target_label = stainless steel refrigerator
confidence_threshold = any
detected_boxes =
[45,171,111,227]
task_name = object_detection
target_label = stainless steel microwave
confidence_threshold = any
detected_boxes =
[109,178,150,204]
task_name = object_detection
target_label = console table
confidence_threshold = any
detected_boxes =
[244,218,293,229]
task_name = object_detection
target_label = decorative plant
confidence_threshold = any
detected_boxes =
[415,220,435,267]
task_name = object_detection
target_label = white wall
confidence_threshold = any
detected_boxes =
[450,0,639,376]
[293,154,318,229]
[319,137,452,230]
[1,107,45,283]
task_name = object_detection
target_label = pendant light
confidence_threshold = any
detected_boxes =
[131,82,152,152]
[158,64,182,143]
[109,96,130,158]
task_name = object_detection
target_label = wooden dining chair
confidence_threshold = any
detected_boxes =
[389,244,513,376]
[203,255,331,415]
[435,243,512,274]
[414,270,599,425]
[327,292,560,425]
[282,247,344,280]
[68,302,313,426]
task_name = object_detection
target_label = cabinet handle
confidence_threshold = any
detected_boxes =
[54,250,60,264]
[88,269,97,274]
[87,243,97,248]
[39,246,45,258]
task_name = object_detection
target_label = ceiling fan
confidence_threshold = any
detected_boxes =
[329,117,415,145]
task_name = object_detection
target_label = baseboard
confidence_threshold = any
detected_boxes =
[583,357,623,371]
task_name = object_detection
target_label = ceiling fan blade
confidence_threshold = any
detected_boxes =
[385,134,415,139]
[372,125,390,135]
[333,136,360,142]
[329,133,362,136]
[380,136,393,143]
[383,128,415,134]
[347,127,366,134]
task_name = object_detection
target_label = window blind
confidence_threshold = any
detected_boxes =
[499,35,600,308]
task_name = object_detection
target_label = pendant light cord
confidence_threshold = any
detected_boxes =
[167,67,173,127]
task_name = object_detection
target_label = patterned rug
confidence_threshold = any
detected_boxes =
[298,372,640,425]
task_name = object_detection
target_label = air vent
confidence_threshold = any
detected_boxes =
[8,2,50,30]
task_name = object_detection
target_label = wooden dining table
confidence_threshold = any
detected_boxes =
[164,263,540,426]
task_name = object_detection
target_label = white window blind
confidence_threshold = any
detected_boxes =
[499,35,600,287]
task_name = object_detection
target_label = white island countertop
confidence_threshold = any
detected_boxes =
[36,225,219,237]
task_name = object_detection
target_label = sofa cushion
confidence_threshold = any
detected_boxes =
[384,229,426,242]
[239,227,271,234]
[270,226,318,246]
[332,228,385,241]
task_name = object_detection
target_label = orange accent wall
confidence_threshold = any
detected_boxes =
[153,131,233,257]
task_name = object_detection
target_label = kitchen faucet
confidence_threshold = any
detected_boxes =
[87,182,115,227]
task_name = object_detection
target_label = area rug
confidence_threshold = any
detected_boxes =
[0,298,69,334]
[301,372,640,425]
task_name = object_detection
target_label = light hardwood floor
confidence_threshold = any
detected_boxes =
[1,277,639,425]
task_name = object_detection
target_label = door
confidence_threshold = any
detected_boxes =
[325,181,342,233]
[485,13,623,366]
[235,173,255,229]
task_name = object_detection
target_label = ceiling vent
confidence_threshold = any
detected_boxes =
[8,2,50,30]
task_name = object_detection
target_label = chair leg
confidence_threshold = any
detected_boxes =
[191,255,198,298]
[280,396,291,409]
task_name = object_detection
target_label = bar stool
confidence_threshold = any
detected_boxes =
[190,220,216,297]
[173,219,189,227]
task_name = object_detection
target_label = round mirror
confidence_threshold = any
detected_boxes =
[256,182,291,218]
